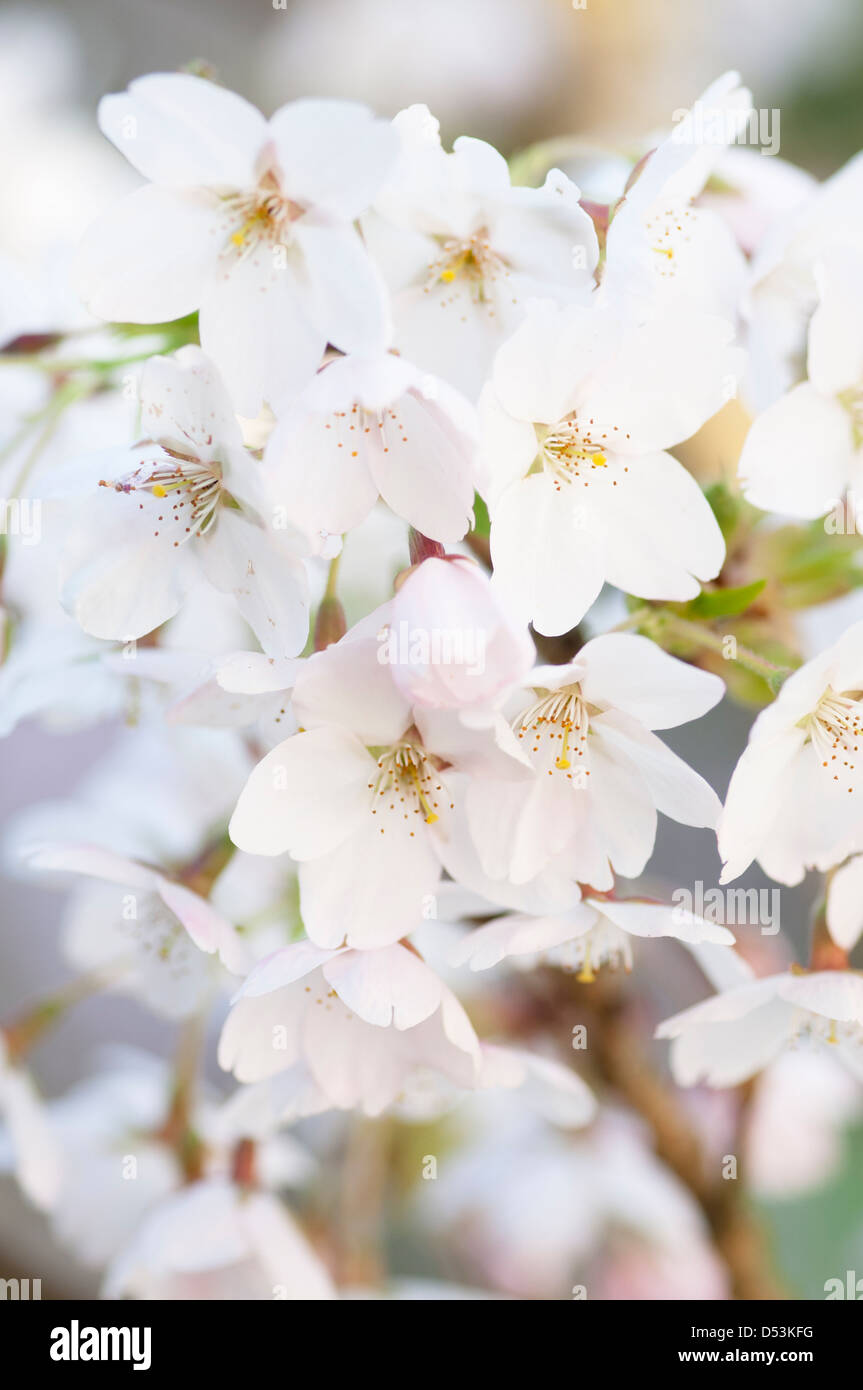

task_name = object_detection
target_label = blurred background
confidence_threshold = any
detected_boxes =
[3,0,863,1299]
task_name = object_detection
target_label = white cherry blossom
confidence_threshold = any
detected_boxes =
[739,244,863,518]
[480,298,733,634]
[362,103,598,399]
[451,896,734,981]
[58,347,309,655]
[718,619,863,884]
[74,74,397,412]
[465,633,724,889]
[657,968,863,1087]
[263,351,478,552]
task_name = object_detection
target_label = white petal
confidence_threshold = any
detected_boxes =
[140,347,243,454]
[738,383,854,519]
[578,632,725,729]
[291,632,411,746]
[229,727,374,858]
[197,509,309,659]
[490,474,605,635]
[198,253,325,416]
[269,99,397,220]
[73,184,218,323]
[99,73,267,187]
[294,223,391,357]
[592,711,722,829]
[599,451,725,596]
[593,898,733,946]
[826,856,863,951]
[323,945,443,1029]
[299,817,442,949]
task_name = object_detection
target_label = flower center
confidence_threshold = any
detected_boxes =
[428,229,507,302]
[224,175,304,256]
[368,741,450,834]
[536,416,631,490]
[645,200,697,281]
[515,686,592,780]
[548,917,633,982]
[100,448,223,545]
[803,686,863,794]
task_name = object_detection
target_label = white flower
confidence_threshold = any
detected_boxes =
[218,940,481,1112]
[263,351,478,551]
[22,842,250,975]
[59,347,309,656]
[383,556,534,711]
[229,610,527,947]
[451,896,733,981]
[718,619,863,885]
[603,71,752,318]
[656,968,863,1087]
[480,298,732,635]
[74,74,397,412]
[745,149,863,412]
[739,244,863,518]
[0,1033,60,1210]
[465,633,724,889]
[362,104,598,398]
[103,1178,335,1300]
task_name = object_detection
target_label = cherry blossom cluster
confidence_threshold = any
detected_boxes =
[3,65,863,1300]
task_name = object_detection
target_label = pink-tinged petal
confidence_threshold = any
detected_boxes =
[323,945,443,1029]
[74,185,219,323]
[386,557,533,710]
[451,905,597,970]
[264,401,380,543]
[366,383,477,544]
[292,632,411,746]
[156,878,250,975]
[235,941,339,999]
[299,817,442,949]
[217,990,305,1082]
[268,99,397,220]
[99,73,268,188]
[21,842,158,890]
[229,727,374,859]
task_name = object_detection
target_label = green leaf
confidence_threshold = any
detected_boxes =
[471,492,490,538]
[685,578,766,619]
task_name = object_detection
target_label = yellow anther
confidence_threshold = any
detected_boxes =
[152,484,168,498]
[591,453,607,467]
[652,246,673,260]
